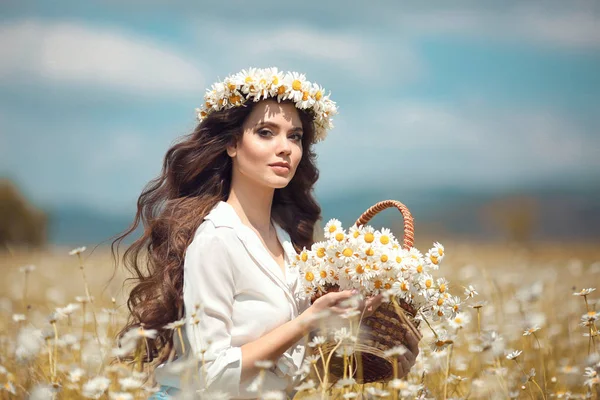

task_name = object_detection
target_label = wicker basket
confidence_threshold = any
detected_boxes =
[311,200,422,384]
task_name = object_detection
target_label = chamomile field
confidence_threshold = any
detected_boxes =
[0,241,598,399]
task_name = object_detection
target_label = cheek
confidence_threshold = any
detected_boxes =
[237,140,270,172]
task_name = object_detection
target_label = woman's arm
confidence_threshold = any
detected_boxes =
[183,229,358,395]
[240,290,358,381]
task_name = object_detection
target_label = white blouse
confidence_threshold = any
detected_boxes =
[154,201,311,398]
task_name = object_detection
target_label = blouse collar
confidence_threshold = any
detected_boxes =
[204,201,300,314]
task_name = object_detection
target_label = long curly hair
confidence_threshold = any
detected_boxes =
[111,100,321,365]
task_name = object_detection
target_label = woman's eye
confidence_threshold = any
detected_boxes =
[290,134,303,141]
[258,129,273,137]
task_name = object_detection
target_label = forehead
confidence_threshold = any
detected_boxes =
[243,99,302,129]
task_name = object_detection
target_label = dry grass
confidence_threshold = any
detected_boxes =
[0,241,599,399]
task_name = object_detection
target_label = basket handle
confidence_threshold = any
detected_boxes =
[354,200,415,250]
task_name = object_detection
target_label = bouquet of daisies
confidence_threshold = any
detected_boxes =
[294,219,459,323]
[291,200,461,382]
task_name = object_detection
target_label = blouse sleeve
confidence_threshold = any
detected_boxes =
[183,230,244,396]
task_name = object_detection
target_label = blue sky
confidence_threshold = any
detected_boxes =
[1,0,599,215]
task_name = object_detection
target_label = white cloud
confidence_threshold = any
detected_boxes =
[193,22,423,84]
[0,19,206,93]
[316,101,599,191]
[396,6,600,49]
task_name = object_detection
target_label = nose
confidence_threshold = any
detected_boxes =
[276,133,292,155]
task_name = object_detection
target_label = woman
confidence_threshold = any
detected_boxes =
[113,68,421,398]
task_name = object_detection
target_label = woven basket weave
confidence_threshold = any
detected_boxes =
[312,200,422,384]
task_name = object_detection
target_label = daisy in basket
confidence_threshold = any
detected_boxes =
[291,200,461,383]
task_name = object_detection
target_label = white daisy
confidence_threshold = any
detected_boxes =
[310,241,329,260]
[294,379,316,392]
[375,227,396,247]
[448,312,471,330]
[308,336,327,348]
[164,318,186,330]
[68,246,86,256]
[282,71,307,103]
[238,67,260,95]
[506,350,522,360]
[323,218,344,239]
[19,264,36,273]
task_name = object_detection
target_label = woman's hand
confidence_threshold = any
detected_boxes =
[395,330,421,379]
[361,293,385,319]
[299,290,358,330]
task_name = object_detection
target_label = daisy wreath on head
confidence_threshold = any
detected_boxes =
[195,67,338,143]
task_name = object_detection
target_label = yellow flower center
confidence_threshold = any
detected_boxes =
[305,272,314,281]
[437,298,444,306]
[396,256,402,263]
[302,91,309,101]
[425,279,432,288]
[292,80,302,91]
[335,233,344,242]
[316,248,326,258]
[329,225,337,233]
[455,317,462,324]
[278,85,286,95]
[259,78,267,85]
[315,90,323,101]
[353,231,360,238]
[439,284,446,293]
[245,76,253,83]
[320,270,327,278]
[438,248,444,256]
[365,247,374,256]
[364,233,374,243]
[205,101,211,108]
[301,252,308,262]
[356,265,364,274]
[437,310,444,317]
[430,255,439,264]
[380,254,388,262]
[374,280,382,289]
[228,83,237,90]
[401,282,408,291]
[229,95,241,104]
[380,235,389,245]
[384,283,391,290]
[200,111,207,118]
[416,265,423,273]
[342,248,353,257]
[272,76,279,85]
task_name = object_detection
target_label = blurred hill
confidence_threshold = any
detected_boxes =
[45,182,600,246]
[0,179,47,247]
[318,183,600,244]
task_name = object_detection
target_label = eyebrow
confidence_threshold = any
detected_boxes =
[256,121,303,133]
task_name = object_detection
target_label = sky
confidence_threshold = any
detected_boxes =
[1,0,599,215]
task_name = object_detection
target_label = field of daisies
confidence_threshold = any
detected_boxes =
[0,239,599,399]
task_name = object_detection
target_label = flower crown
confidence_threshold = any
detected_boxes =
[195,67,337,143]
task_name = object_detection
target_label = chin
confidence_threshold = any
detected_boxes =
[266,178,292,189]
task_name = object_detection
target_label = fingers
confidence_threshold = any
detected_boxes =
[366,294,384,310]
[326,290,355,305]
[405,331,420,357]
[397,355,411,378]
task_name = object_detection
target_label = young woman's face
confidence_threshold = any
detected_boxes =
[227,99,304,189]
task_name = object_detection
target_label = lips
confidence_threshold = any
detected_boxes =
[269,162,290,170]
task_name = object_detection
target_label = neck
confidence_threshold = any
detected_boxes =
[226,177,275,235]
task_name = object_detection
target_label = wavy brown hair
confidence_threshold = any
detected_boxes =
[111,100,321,365]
